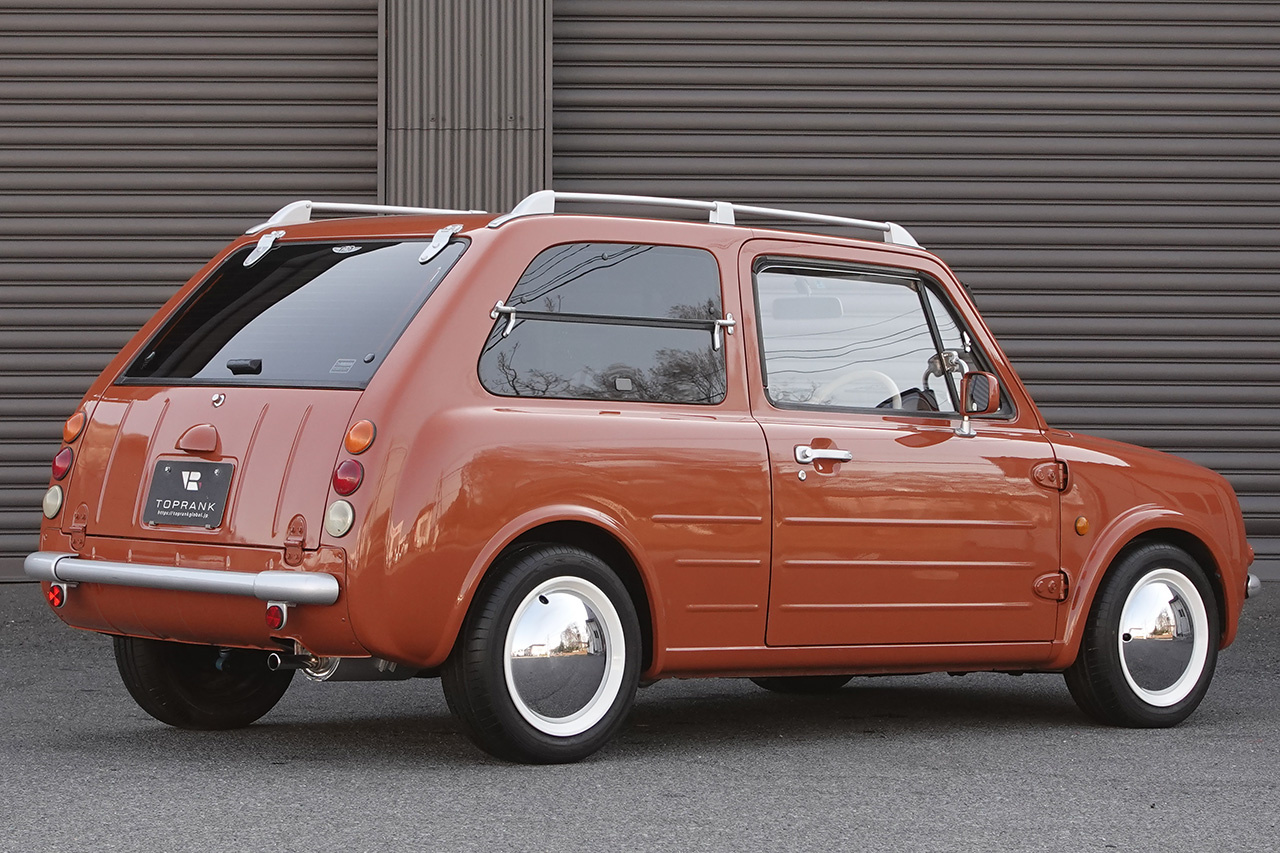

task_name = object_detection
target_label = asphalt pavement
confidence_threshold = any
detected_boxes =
[2,581,1276,853]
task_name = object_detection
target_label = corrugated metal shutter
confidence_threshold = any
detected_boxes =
[0,1,378,578]
[382,0,550,212]
[553,0,1280,577]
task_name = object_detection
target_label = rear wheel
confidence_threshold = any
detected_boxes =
[1064,543,1218,727]
[442,544,641,763]
[750,675,853,694]
[113,636,293,729]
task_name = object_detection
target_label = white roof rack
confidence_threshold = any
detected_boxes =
[487,190,920,247]
[246,200,487,234]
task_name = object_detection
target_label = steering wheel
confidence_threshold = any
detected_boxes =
[812,369,902,409]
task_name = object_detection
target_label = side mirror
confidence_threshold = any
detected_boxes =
[961,371,1000,416]
[956,371,1000,436]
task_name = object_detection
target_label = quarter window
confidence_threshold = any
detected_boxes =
[478,243,728,404]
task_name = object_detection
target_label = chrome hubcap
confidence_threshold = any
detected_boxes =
[503,576,625,737]
[1118,568,1209,707]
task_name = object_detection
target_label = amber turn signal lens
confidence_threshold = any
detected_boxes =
[51,447,73,480]
[344,420,376,455]
[63,411,86,444]
[332,459,364,496]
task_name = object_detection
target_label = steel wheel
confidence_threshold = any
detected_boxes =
[443,544,641,763]
[1065,543,1219,727]
[503,576,628,737]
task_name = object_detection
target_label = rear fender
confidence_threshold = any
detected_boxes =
[445,504,666,674]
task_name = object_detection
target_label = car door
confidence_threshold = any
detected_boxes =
[741,240,1062,647]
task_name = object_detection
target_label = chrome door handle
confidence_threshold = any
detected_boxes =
[795,445,853,465]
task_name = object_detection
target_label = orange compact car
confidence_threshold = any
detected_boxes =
[28,191,1261,763]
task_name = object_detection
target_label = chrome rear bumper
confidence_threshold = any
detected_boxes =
[1247,573,1262,599]
[24,551,340,606]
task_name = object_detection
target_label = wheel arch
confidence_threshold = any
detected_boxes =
[1054,513,1230,670]
[448,507,664,677]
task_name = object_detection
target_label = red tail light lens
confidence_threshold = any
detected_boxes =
[46,583,67,608]
[51,447,73,480]
[332,459,363,496]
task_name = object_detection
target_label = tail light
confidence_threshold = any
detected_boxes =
[51,447,73,480]
[332,460,363,496]
[325,420,373,538]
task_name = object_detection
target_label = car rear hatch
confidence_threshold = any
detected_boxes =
[59,231,468,552]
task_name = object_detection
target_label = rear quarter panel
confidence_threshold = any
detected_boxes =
[329,217,773,670]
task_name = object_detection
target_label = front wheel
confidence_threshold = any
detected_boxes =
[113,636,293,729]
[442,544,641,763]
[1064,543,1219,727]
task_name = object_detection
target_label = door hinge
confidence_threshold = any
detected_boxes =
[1032,460,1069,491]
[1033,570,1069,601]
[284,514,307,566]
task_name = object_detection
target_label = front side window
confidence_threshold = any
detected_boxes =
[122,239,467,388]
[478,243,727,404]
[754,259,994,414]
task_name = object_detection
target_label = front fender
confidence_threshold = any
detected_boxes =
[1048,505,1236,670]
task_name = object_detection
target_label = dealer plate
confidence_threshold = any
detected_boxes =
[142,459,234,527]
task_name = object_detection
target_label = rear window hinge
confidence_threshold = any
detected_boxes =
[418,224,464,264]
[244,229,286,267]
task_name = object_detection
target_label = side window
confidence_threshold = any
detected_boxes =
[755,261,985,414]
[478,243,728,404]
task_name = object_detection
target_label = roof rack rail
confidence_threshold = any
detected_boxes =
[246,200,487,235]
[487,190,920,247]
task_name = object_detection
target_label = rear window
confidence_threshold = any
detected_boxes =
[121,238,467,388]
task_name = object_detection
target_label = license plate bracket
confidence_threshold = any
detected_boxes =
[142,459,234,528]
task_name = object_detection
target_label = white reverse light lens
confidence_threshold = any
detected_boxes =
[42,485,64,519]
[324,500,355,537]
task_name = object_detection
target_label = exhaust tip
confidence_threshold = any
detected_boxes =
[266,652,313,671]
